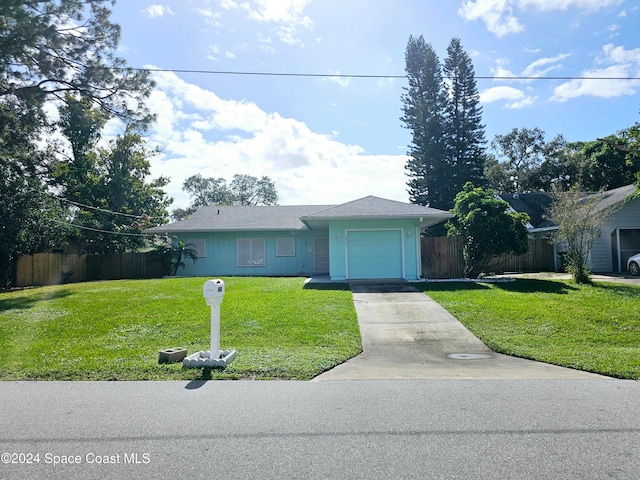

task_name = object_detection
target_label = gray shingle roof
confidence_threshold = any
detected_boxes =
[146,196,454,234]
[498,193,555,229]
[147,205,332,233]
[499,184,638,231]
[302,195,452,219]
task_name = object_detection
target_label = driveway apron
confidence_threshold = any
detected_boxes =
[313,282,608,381]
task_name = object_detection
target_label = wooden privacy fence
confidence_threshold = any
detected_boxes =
[15,252,169,287]
[421,236,555,279]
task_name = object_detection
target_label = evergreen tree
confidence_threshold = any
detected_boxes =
[400,35,447,207]
[401,36,486,212]
[0,1,156,283]
[442,38,486,208]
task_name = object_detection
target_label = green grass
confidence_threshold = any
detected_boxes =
[0,277,361,381]
[421,279,640,380]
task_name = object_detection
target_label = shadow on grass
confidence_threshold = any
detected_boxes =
[303,282,351,291]
[491,279,578,294]
[0,288,73,312]
[419,279,577,295]
[417,282,490,294]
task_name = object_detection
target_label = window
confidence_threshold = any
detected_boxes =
[237,238,265,266]
[276,237,295,257]
[187,238,206,258]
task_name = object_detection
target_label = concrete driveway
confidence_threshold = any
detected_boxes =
[314,282,609,381]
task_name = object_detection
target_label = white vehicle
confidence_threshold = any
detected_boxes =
[627,253,640,276]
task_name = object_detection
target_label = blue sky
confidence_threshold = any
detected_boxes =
[107,0,640,208]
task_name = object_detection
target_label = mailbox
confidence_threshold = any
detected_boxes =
[203,279,225,301]
[183,278,236,367]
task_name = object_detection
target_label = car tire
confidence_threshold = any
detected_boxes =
[630,261,640,276]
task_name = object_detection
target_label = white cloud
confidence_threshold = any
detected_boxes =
[143,5,175,17]
[480,86,536,108]
[551,65,640,101]
[326,71,351,87]
[194,8,222,26]
[146,71,408,208]
[458,0,524,37]
[459,0,623,37]
[490,52,570,84]
[551,44,640,101]
[226,0,314,45]
[521,53,572,77]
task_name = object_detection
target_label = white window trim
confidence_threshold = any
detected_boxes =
[237,238,266,267]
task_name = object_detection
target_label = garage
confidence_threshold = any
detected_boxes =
[346,229,403,279]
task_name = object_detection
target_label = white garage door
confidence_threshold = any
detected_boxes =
[347,230,403,279]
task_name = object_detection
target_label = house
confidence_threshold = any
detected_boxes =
[499,184,640,273]
[146,196,453,281]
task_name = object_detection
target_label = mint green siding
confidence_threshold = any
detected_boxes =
[172,219,423,280]
[174,231,327,277]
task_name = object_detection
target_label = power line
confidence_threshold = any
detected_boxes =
[49,218,155,237]
[44,191,166,221]
[133,66,640,81]
[9,61,640,81]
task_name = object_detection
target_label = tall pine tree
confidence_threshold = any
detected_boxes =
[442,38,486,207]
[401,37,486,211]
[401,36,447,207]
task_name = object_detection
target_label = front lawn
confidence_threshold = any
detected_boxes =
[422,279,640,380]
[0,277,361,380]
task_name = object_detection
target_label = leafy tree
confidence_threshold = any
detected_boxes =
[230,174,278,206]
[442,38,486,207]
[489,127,565,192]
[182,174,231,211]
[0,91,70,287]
[532,136,639,192]
[446,183,529,278]
[401,35,447,207]
[0,1,154,126]
[51,96,171,254]
[175,173,278,219]
[68,128,171,254]
[549,188,617,284]
[0,0,155,283]
[0,168,68,288]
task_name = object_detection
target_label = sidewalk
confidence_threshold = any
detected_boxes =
[313,282,609,381]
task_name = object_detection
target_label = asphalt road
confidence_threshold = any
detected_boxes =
[1,379,639,479]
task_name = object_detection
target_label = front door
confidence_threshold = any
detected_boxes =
[314,237,329,274]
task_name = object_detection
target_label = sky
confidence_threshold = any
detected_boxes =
[107,0,640,210]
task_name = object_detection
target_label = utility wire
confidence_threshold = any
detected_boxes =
[9,61,640,80]
[49,218,156,237]
[46,191,166,221]
[132,67,640,81]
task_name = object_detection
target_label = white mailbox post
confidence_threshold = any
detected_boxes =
[203,279,225,358]
[182,279,237,368]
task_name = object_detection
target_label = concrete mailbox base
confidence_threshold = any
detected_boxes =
[159,348,187,364]
[182,349,237,368]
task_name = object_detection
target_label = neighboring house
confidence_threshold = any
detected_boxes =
[499,184,640,273]
[146,196,453,281]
